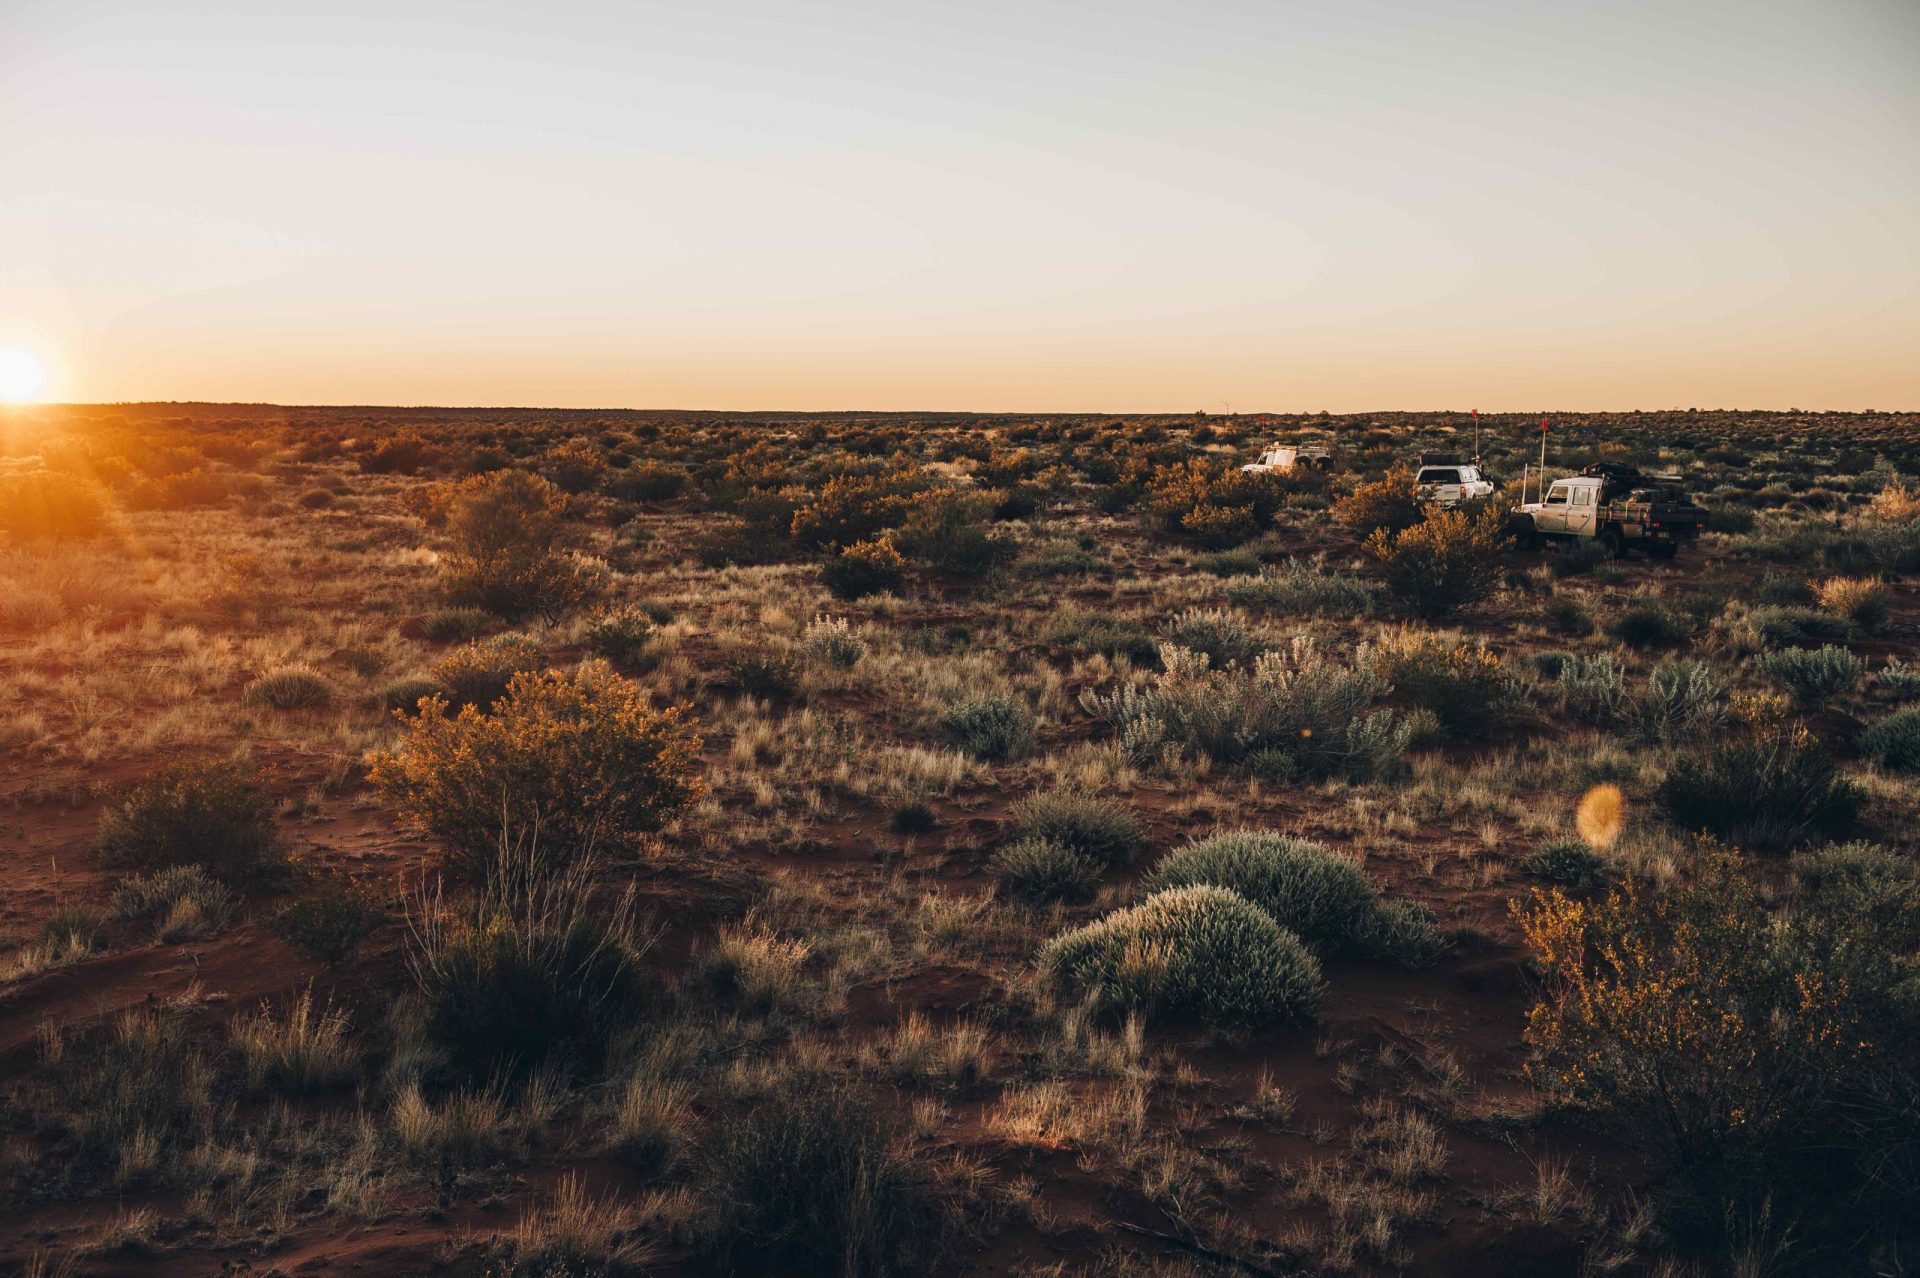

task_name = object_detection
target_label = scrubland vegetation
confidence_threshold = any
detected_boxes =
[1,404,1918,1275]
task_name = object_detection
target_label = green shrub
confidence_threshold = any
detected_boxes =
[421,605,493,642]
[376,675,444,715]
[1556,652,1628,724]
[1629,657,1724,743]
[50,1010,215,1176]
[1334,465,1424,535]
[1755,644,1863,706]
[440,468,599,621]
[1517,851,1920,1263]
[1142,830,1438,963]
[821,535,906,599]
[1608,603,1689,650]
[799,614,867,668]
[582,605,662,668]
[1224,556,1381,617]
[370,665,705,869]
[890,800,937,835]
[0,470,112,541]
[1526,837,1613,889]
[1737,605,1851,651]
[1660,722,1861,853]
[38,904,104,957]
[431,635,544,708]
[411,854,649,1084]
[940,695,1033,762]
[605,459,689,502]
[1162,606,1259,667]
[1860,707,1920,772]
[696,1087,959,1276]
[1081,636,1409,780]
[1008,788,1147,869]
[1019,538,1100,578]
[1363,505,1507,620]
[1540,595,1595,636]
[1041,885,1322,1028]
[271,874,390,968]
[243,663,333,710]
[1195,549,1262,578]
[727,648,802,701]
[991,837,1100,904]
[1377,633,1508,739]
[96,761,280,884]
[1041,609,1159,665]
[109,864,233,941]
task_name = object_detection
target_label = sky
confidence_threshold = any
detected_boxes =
[2,0,1916,412]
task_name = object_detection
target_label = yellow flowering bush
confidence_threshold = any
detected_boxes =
[1515,851,1869,1172]
[371,664,704,870]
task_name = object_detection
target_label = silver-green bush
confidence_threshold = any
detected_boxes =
[1041,885,1322,1028]
[1142,829,1439,964]
[1756,645,1864,706]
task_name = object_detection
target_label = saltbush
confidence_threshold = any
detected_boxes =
[1042,885,1322,1028]
[940,695,1034,762]
[1755,644,1863,706]
[1859,706,1920,772]
[1008,788,1147,869]
[1143,830,1438,963]
[1082,636,1410,780]
[991,837,1101,904]
[1224,557,1381,618]
[1628,657,1724,743]
[1162,606,1259,667]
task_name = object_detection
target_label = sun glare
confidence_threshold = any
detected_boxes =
[0,348,49,403]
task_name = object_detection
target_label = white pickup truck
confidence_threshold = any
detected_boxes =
[1415,462,1495,507]
[1508,465,1707,559]
[1241,445,1330,474]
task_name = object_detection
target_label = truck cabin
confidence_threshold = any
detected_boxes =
[1416,463,1484,486]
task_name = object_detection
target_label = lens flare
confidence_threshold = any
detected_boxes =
[1576,784,1626,849]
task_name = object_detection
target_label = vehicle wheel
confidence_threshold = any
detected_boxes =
[1600,530,1627,558]
[1648,541,1678,561]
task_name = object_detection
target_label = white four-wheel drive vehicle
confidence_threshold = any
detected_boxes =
[1507,464,1707,559]
[1241,444,1329,474]
[1414,460,1495,507]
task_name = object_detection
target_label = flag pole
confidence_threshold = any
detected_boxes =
[1539,414,1549,502]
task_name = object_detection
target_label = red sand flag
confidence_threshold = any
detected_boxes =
[1541,414,1549,434]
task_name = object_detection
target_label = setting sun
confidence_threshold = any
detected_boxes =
[0,348,48,403]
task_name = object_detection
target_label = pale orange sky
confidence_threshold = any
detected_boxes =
[4,0,1917,411]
